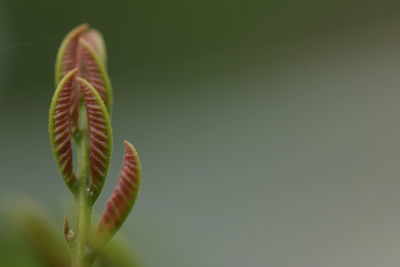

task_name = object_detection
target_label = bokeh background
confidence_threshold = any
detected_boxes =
[2,1,400,266]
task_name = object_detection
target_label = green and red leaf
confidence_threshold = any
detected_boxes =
[55,24,88,85]
[97,141,141,243]
[78,78,112,200]
[78,38,112,113]
[82,29,107,63]
[55,24,112,132]
[49,69,78,193]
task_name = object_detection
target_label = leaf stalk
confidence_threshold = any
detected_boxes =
[73,116,92,267]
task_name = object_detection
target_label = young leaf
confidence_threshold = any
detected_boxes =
[78,78,112,201]
[78,38,113,113]
[83,29,107,63]
[55,24,112,133]
[55,24,88,131]
[55,24,88,85]
[97,141,142,243]
[49,69,78,193]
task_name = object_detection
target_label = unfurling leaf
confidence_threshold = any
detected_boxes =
[55,24,88,84]
[55,24,88,131]
[50,25,143,263]
[97,141,141,243]
[78,38,112,113]
[78,77,112,201]
[49,69,78,193]
[83,29,107,63]
[55,24,112,132]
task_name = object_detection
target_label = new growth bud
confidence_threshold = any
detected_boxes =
[49,24,142,263]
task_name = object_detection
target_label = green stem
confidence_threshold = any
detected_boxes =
[73,123,92,267]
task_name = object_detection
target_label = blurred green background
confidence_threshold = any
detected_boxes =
[2,0,400,266]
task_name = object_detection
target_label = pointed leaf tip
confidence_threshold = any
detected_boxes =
[55,24,89,84]
[77,78,112,201]
[83,29,107,62]
[97,141,141,244]
[49,69,78,193]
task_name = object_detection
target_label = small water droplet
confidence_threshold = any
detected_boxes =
[86,187,94,196]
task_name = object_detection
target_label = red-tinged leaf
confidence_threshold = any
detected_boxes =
[97,141,142,243]
[83,29,107,63]
[49,69,78,193]
[55,24,88,131]
[55,24,88,84]
[55,24,112,132]
[78,38,112,113]
[77,78,112,200]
